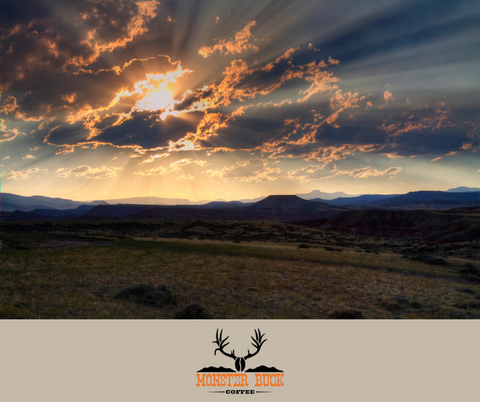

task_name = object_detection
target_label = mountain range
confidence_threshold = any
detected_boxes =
[2,191,479,242]
[314,191,480,209]
[2,187,479,212]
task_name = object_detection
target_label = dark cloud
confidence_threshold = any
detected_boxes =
[198,102,309,150]
[200,115,286,149]
[92,111,203,149]
[1,55,180,121]
[0,0,160,116]
[174,88,214,111]
[45,122,90,146]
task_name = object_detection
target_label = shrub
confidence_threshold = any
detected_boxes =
[410,253,446,266]
[115,284,177,307]
[379,296,428,312]
[297,243,311,249]
[459,263,479,275]
[462,274,480,283]
[453,301,480,310]
[174,303,213,319]
[458,288,475,295]
[0,305,36,319]
[381,296,411,312]
[324,246,342,252]
[328,309,364,319]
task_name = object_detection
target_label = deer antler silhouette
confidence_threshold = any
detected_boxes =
[213,328,267,372]
[213,329,237,360]
[244,328,267,360]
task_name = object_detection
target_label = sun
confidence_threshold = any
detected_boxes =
[136,88,174,112]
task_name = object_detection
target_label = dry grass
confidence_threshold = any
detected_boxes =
[1,234,479,319]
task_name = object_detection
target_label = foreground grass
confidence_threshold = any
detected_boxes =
[1,235,479,319]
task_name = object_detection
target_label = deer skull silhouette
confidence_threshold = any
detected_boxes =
[213,328,267,372]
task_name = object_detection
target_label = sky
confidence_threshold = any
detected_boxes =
[1,0,479,202]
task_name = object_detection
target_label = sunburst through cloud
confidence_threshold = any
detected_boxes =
[1,0,479,202]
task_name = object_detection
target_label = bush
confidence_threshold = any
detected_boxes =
[0,305,36,319]
[174,303,213,319]
[380,296,427,312]
[297,243,311,249]
[458,288,475,294]
[459,263,479,275]
[115,284,177,307]
[410,253,446,266]
[462,274,480,283]
[381,296,411,312]
[328,309,364,319]
[453,301,480,310]
[324,246,342,252]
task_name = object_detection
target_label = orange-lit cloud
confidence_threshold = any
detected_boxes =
[297,69,340,103]
[0,96,43,121]
[335,166,402,178]
[1,1,158,100]
[286,163,402,183]
[207,158,282,182]
[460,142,479,152]
[135,158,207,176]
[175,174,196,180]
[1,167,40,180]
[0,118,25,142]
[188,48,336,111]
[139,153,170,164]
[68,2,157,68]
[382,107,454,140]
[325,90,375,124]
[199,21,258,58]
[384,91,394,104]
[57,165,122,179]
[328,56,340,65]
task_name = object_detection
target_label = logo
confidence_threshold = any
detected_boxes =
[196,328,284,395]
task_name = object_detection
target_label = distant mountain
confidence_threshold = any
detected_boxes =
[3,189,478,219]
[370,191,480,209]
[201,201,251,208]
[248,195,334,212]
[311,191,480,209]
[75,195,344,222]
[311,194,398,207]
[104,196,193,205]
[245,195,343,221]
[237,196,266,203]
[0,193,108,212]
[296,190,353,200]
[446,187,480,193]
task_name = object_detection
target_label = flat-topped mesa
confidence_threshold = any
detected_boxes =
[248,195,333,212]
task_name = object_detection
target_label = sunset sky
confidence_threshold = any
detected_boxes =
[1,0,479,202]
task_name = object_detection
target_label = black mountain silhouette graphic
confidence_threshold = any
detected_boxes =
[245,366,283,373]
[197,366,236,373]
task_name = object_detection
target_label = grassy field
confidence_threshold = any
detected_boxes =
[1,219,479,319]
